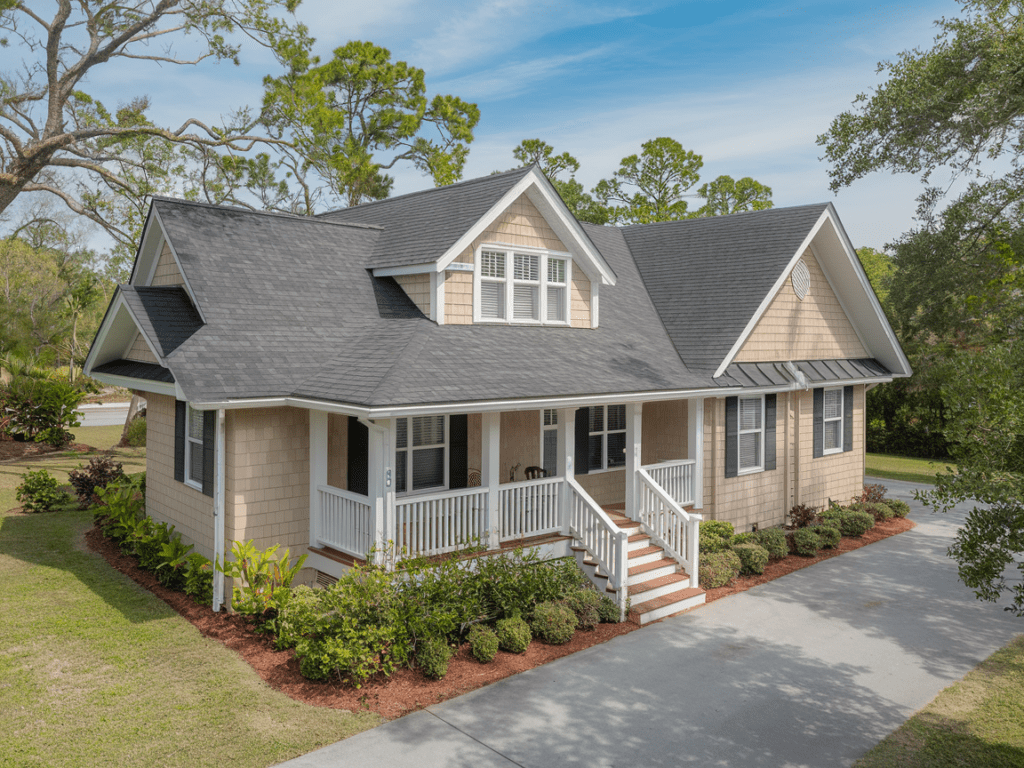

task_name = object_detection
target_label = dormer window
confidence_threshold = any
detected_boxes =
[474,245,571,325]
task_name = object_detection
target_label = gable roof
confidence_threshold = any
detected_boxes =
[119,285,204,359]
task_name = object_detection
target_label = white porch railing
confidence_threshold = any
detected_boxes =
[641,459,696,507]
[317,485,373,558]
[395,487,490,558]
[499,476,563,541]
[636,468,702,588]
[567,477,629,614]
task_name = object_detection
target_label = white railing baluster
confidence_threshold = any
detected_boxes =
[634,468,703,588]
[316,485,373,559]
[640,459,697,508]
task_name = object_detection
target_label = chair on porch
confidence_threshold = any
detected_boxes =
[524,466,548,479]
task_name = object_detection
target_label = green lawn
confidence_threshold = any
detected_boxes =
[855,635,1024,767]
[866,453,957,485]
[1,437,380,767]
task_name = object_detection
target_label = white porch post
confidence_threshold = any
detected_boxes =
[625,402,643,520]
[363,418,393,565]
[688,398,704,509]
[558,407,574,536]
[481,412,501,549]
[308,409,328,550]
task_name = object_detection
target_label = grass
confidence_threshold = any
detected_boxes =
[866,453,957,485]
[854,635,1024,767]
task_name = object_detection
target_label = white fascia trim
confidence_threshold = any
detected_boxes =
[713,208,832,378]
[83,292,127,374]
[89,371,178,398]
[149,208,207,324]
[372,263,435,277]
[128,209,160,285]
[735,376,893,397]
[807,239,872,356]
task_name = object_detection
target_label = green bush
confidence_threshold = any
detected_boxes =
[531,601,577,644]
[788,503,818,528]
[732,542,769,575]
[68,456,125,509]
[183,553,214,605]
[597,594,621,623]
[811,523,841,549]
[698,550,742,588]
[155,535,194,590]
[15,469,67,512]
[94,476,145,545]
[134,519,173,570]
[792,527,821,556]
[562,587,601,631]
[730,532,757,546]
[217,539,307,615]
[822,507,875,537]
[887,499,911,518]
[0,375,83,446]
[417,636,455,679]
[699,520,735,553]
[125,416,147,447]
[473,551,584,621]
[496,616,532,653]
[754,528,788,561]
[468,624,499,663]
[296,621,401,686]
[868,502,894,522]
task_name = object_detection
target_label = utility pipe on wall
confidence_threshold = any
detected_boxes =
[212,408,226,612]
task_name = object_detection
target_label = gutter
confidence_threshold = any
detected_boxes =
[212,408,227,612]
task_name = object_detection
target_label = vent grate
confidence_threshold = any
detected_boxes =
[791,259,810,300]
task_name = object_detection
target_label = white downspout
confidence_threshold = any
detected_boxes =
[212,408,226,612]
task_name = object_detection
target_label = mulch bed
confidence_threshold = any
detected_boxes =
[80,515,915,720]
[0,437,96,462]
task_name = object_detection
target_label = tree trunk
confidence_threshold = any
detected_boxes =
[118,393,142,447]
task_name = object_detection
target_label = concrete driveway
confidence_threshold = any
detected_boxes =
[77,402,132,427]
[277,479,1022,768]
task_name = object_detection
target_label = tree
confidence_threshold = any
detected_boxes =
[507,139,609,224]
[695,175,773,216]
[593,137,703,224]
[260,40,479,207]
[0,0,303,236]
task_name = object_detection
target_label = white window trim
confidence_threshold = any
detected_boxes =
[823,387,844,455]
[395,415,449,497]
[737,395,765,476]
[472,243,572,326]
[184,404,204,491]
[589,404,626,473]
[540,409,558,477]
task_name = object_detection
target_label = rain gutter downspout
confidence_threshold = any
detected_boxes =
[213,408,227,612]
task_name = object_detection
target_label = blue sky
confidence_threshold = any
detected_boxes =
[86,0,963,249]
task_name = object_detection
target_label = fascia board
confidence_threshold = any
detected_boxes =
[83,290,126,375]
[372,263,435,277]
[128,208,159,285]
[89,371,177,398]
[150,207,207,324]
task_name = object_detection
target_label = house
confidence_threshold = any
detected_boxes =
[84,165,910,624]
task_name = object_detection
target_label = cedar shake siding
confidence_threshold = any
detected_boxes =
[125,332,159,364]
[150,242,186,287]
[394,273,431,317]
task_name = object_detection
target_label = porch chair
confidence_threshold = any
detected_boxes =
[523,466,548,479]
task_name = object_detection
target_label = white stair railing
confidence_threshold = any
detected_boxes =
[641,459,696,507]
[317,485,373,558]
[636,468,702,588]
[395,487,489,557]
[567,477,629,615]
[499,476,563,541]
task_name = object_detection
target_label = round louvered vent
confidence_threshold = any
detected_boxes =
[792,259,810,300]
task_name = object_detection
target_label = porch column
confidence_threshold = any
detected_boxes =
[688,398,704,509]
[625,402,642,520]
[558,407,575,536]
[309,409,328,549]
[381,419,396,557]
[365,418,394,565]
[481,412,501,550]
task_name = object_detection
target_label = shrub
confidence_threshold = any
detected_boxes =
[124,416,147,447]
[531,601,577,644]
[216,539,307,615]
[473,550,584,621]
[417,636,455,679]
[134,520,174,570]
[822,507,875,537]
[792,527,821,556]
[183,553,214,605]
[699,550,742,588]
[468,624,499,663]
[16,469,66,512]
[94,476,145,545]
[811,523,841,549]
[887,499,911,518]
[296,621,401,686]
[156,535,194,590]
[754,528,788,561]
[699,520,735,553]
[68,456,125,508]
[496,616,532,653]
[562,587,601,631]
[0,375,83,446]
[597,594,621,623]
[730,532,757,546]
[732,542,769,575]
[788,504,818,528]
[860,483,888,503]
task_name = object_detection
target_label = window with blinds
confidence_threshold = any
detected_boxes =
[823,388,843,453]
[395,415,447,494]
[738,396,763,472]
[542,408,558,476]
[474,247,570,325]
[480,250,506,319]
[589,404,626,470]
[186,404,205,487]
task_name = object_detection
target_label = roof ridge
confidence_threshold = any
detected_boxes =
[620,202,830,230]
[150,197,384,230]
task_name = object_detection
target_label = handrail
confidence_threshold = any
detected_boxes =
[636,468,703,588]
[566,476,629,616]
[498,476,563,541]
[640,459,696,507]
[641,458,697,470]
[317,484,373,558]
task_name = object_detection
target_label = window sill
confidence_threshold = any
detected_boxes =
[184,478,203,492]
[737,466,764,476]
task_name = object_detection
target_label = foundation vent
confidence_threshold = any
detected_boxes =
[315,570,338,589]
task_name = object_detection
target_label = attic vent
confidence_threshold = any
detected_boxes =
[792,259,810,300]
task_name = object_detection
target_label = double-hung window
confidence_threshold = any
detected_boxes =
[541,409,558,476]
[185,404,205,489]
[589,404,626,471]
[475,246,570,324]
[395,415,447,494]
[738,396,764,474]
[823,388,844,454]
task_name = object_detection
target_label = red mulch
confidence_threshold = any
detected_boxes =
[81,515,915,719]
[0,437,96,462]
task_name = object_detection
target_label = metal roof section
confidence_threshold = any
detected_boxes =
[715,358,892,388]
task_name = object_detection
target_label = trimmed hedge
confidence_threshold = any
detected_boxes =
[732,542,769,575]
[496,616,531,653]
[792,527,821,556]
[699,520,735,554]
[811,523,841,549]
[699,550,742,588]
[754,528,788,561]
[531,601,577,644]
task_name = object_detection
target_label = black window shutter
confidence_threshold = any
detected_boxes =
[202,410,215,498]
[449,414,468,488]
[764,394,777,471]
[725,397,738,478]
[843,385,854,452]
[347,416,369,496]
[574,407,590,475]
[174,400,186,483]
[813,388,824,458]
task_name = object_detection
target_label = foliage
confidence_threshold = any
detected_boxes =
[468,624,499,663]
[597,594,621,623]
[788,504,818,529]
[508,139,609,224]
[183,553,214,605]
[730,532,757,546]
[562,587,601,631]
[811,523,841,549]
[821,507,875,538]
[68,456,125,509]
[732,542,769,575]
[217,540,307,615]
[496,616,532,653]
[792,527,821,557]
[695,175,773,216]
[860,484,888,504]
[124,417,147,447]
[857,502,894,522]
[1,374,84,446]
[295,625,400,686]
[699,520,735,554]
[593,137,704,224]
[155,535,195,590]
[416,636,455,679]
[887,499,911,518]
[471,551,585,621]
[530,601,577,645]
[15,470,66,513]
[94,476,146,545]
[699,550,742,589]
[754,528,789,561]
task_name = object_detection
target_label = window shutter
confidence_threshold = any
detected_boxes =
[843,385,854,452]
[764,394,777,471]
[449,414,468,489]
[813,388,824,458]
[202,410,215,498]
[347,416,369,496]
[174,400,186,483]
[725,397,738,478]
[574,407,590,475]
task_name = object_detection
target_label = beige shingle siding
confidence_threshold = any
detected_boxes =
[500,410,541,481]
[734,250,867,363]
[145,393,214,558]
[796,385,864,509]
[125,332,159,364]
[444,271,473,325]
[394,273,431,317]
[150,242,185,287]
[326,413,348,490]
[571,272,591,329]
[641,401,688,465]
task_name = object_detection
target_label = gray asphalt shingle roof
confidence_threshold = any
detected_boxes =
[120,285,204,358]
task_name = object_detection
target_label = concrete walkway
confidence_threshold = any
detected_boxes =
[277,479,1022,768]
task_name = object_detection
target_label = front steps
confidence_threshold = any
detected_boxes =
[572,509,705,625]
